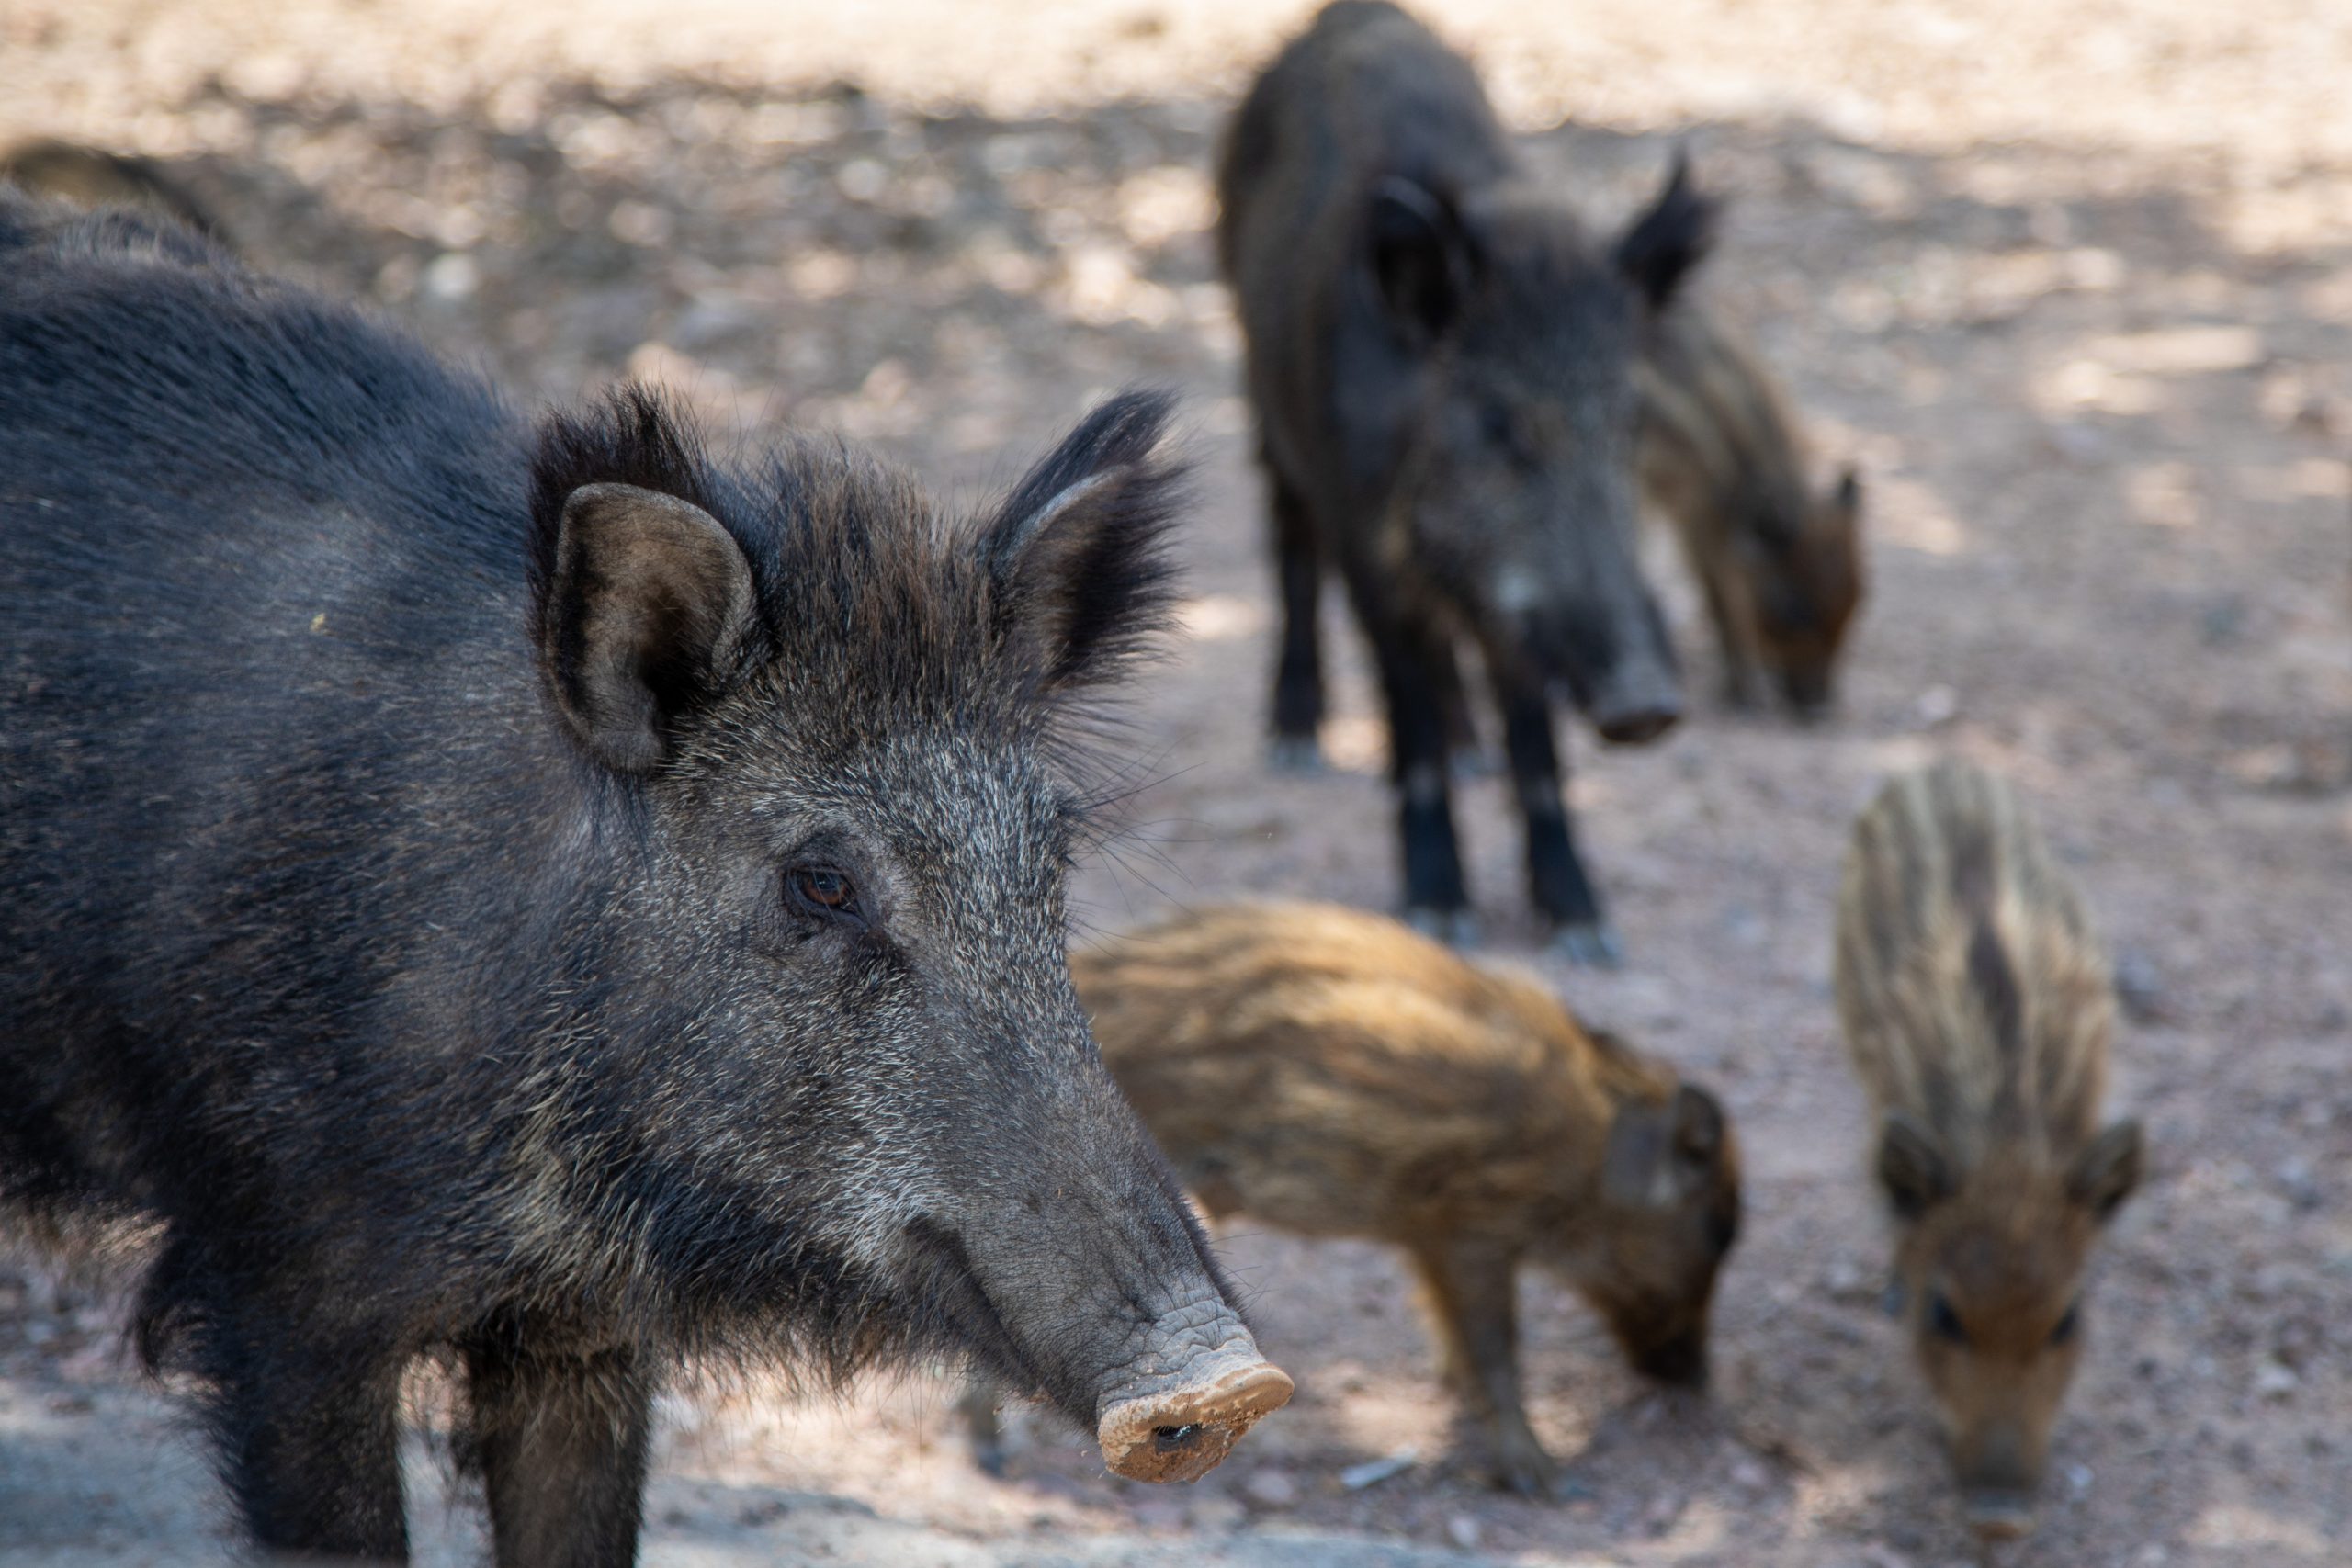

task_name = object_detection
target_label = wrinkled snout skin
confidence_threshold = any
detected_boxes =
[899,1041,1291,1483]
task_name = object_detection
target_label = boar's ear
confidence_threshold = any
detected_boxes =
[1604,1086,1724,1208]
[1876,1111,1953,1221]
[2067,1119,2143,1223]
[986,389,1186,696]
[1368,175,1476,342]
[540,482,759,773]
[1614,149,1716,315]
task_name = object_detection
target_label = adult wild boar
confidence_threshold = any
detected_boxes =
[1218,0,1713,962]
[0,192,1288,1565]
[1836,761,2143,1541]
[967,902,1740,1495]
[1635,295,1863,716]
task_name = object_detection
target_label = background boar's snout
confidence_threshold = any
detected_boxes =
[1589,661,1682,745]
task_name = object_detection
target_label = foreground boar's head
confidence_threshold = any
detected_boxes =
[1746,466,1864,716]
[1877,1113,2143,1539]
[1557,1076,1742,1386]
[527,387,1287,1480]
[1372,153,1714,743]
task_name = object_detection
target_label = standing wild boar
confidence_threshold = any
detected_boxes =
[1634,296,1863,716]
[1835,761,2143,1541]
[0,192,1289,1565]
[968,902,1741,1495]
[1218,0,1713,963]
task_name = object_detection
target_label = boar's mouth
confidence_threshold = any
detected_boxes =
[899,1215,1062,1416]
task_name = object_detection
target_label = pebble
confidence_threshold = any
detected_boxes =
[1241,1469,1296,1507]
[2255,1358,2301,1399]
[1445,1515,1481,1549]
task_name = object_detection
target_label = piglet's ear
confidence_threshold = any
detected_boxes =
[986,390,1185,696]
[1604,1085,1724,1209]
[541,482,758,773]
[2067,1119,2143,1224]
[1876,1111,1953,1222]
[1615,149,1716,315]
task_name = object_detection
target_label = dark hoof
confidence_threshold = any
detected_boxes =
[1549,921,1624,968]
[1404,906,1480,948]
[1490,1451,1587,1502]
[1267,734,1326,774]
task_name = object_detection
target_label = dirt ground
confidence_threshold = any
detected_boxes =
[3,2,2350,1564]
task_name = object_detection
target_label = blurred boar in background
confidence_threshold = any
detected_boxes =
[1,137,227,243]
[0,191,1288,1565]
[1836,761,2143,1542]
[970,902,1740,1495]
[1635,296,1863,716]
[1216,0,1714,964]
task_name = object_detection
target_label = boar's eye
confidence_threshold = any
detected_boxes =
[2050,1302,2080,1346]
[1928,1292,1967,1346]
[787,865,865,926]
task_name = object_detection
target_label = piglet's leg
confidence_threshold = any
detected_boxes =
[1410,1239,1556,1499]
[466,1340,652,1568]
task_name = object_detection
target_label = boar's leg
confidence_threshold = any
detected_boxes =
[1410,1239,1557,1498]
[1267,467,1327,771]
[1363,609,1472,937]
[196,1312,409,1558]
[464,1340,653,1568]
[958,1377,1009,1477]
[1497,671,1619,966]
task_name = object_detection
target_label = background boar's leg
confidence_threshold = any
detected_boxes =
[1498,671,1619,965]
[1267,468,1327,771]
[1363,607,1473,938]
[957,1378,1009,1477]
[466,1341,653,1567]
[1411,1240,1557,1498]
[201,1317,409,1559]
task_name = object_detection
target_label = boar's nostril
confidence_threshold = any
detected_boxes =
[1153,1423,1203,1452]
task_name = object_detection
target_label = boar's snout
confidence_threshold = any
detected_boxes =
[1961,1488,2038,1541]
[1589,659,1682,745]
[1954,1422,2042,1540]
[1626,1326,1709,1388]
[1097,1336,1295,1483]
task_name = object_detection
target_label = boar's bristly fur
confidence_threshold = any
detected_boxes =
[0,189,1289,1564]
[1218,0,1714,963]
[1834,761,2143,1542]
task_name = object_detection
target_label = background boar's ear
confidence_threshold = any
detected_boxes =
[1876,1111,1953,1220]
[1368,175,1476,341]
[541,482,758,773]
[2067,1119,2143,1223]
[1614,149,1716,314]
[986,389,1185,696]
